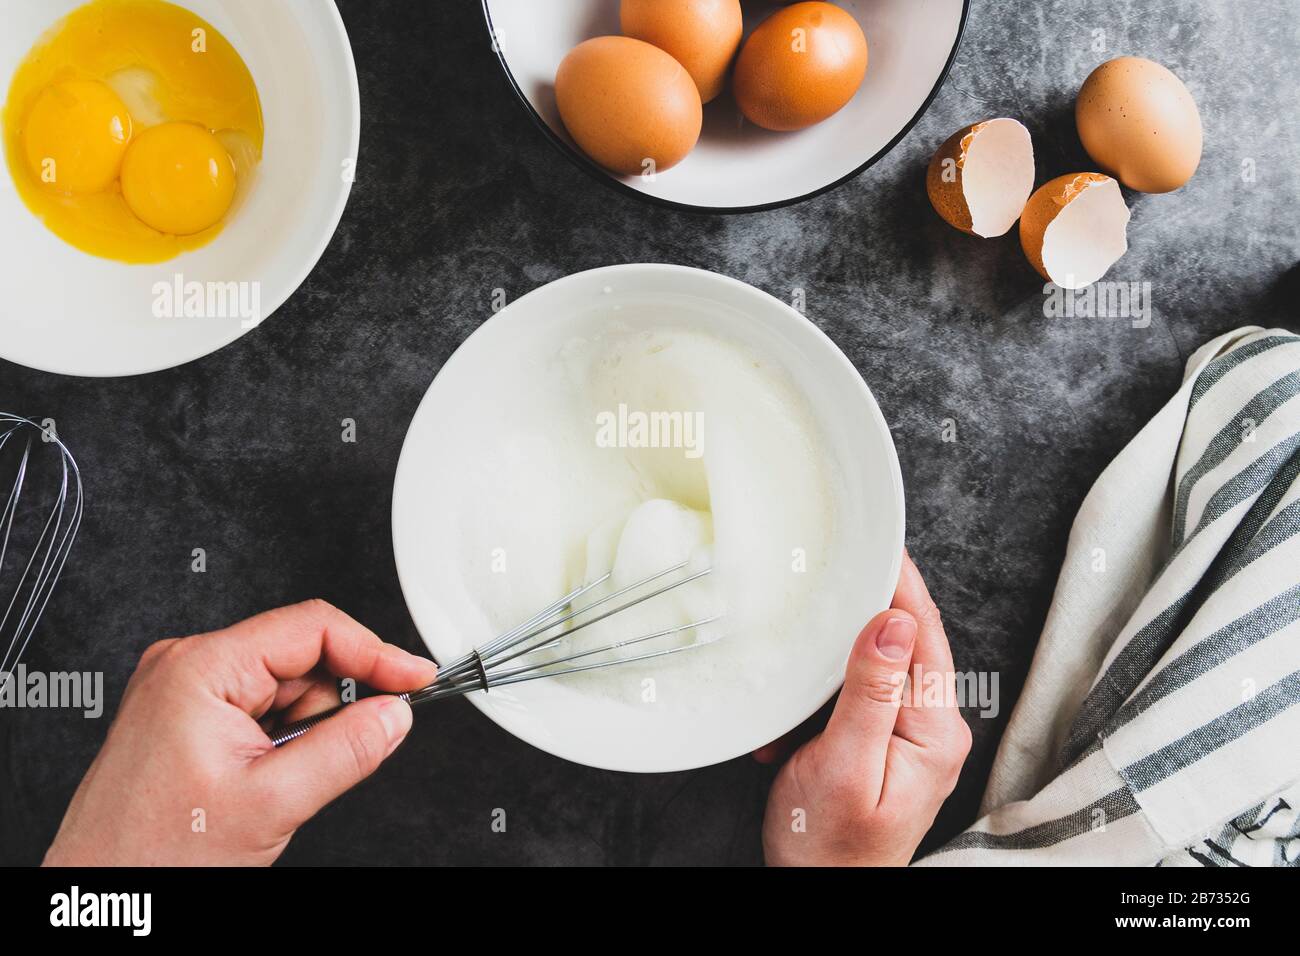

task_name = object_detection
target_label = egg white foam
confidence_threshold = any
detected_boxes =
[440,318,838,711]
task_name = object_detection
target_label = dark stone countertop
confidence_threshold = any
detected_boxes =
[1,0,1296,865]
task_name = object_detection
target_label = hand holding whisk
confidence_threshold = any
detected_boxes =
[269,559,721,746]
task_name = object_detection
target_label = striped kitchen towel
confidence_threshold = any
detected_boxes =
[920,326,1300,866]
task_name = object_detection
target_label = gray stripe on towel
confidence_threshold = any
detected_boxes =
[1103,583,1300,736]
[1189,334,1299,412]
[936,787,1142,853]
[1186,432,1300,541]
[1173,371,1300,548]
[1122,669,1300,793]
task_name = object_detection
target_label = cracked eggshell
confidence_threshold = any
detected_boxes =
[1019,173,1131,289]
[926,118,1035,238]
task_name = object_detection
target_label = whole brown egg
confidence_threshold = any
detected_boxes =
[1075,56,1202,193]
[555,36,703,176]
[732,1,868,132]
[620,0,743,104]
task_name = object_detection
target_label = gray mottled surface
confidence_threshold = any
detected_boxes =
[1,0,1297,865]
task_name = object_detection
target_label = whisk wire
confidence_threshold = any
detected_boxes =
[435,574,609,683]
[475,564,712,674]
[410,620,722,704]
[0,415,84,693]
[430,561,697,688]
[476,613,723,684]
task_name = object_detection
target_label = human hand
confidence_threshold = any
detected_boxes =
[759,552,972,866]
[43,600,438,866]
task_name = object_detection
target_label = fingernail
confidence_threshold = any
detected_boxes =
[386,645,438,677]
[875,616,916,661]
[376,697,413,754]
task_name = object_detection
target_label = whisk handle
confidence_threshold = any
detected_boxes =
[268,693,412,748]
[268,705,346,748]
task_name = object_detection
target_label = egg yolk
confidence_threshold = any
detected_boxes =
[22,79,132,194]
[120,121,236,235]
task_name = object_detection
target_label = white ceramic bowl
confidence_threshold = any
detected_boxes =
[0,0,360,377]
[482,0,968,212]
[392,264,905,772]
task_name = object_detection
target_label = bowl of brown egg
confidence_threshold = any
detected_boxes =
[482,0,969,212]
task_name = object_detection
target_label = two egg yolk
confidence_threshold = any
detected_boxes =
[22,78,236,236]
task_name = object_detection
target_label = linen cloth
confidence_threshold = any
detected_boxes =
[920,327,1300,866]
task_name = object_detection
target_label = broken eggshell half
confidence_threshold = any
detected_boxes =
[926,118,1035,238]
[1019,173,1130,290]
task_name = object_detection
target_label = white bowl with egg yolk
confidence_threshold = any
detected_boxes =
[392,264,906,772]
[0,0,360,377]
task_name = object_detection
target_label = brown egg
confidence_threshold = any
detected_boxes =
[621,0,743,104]
[732,1,868,132]
[1076,56,1202,193]
[555,36,702,177]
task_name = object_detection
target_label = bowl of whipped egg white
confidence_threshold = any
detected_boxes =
[0,0,359,376]
[393,264,904,771]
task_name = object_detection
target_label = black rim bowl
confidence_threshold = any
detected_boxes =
[480,0,972,215]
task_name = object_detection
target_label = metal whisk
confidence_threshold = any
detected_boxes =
[270,560,721,746]
[0,414,84,694]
